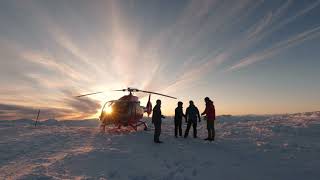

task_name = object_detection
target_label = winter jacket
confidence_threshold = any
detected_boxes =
[186,105,200,122]
[202,101,216,121]
[174,107,185,121]
[152,105,165,125]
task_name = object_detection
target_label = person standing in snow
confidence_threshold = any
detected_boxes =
[152,99,165,143]
[201,97,216,141]
[174,101,185,138]
[184,100,201,138]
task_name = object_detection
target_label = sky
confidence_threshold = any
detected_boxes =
[0,0,320,120]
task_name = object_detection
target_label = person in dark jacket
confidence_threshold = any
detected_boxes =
[184,100,201,138]
[174,101,185,137]
[201,97,216,141]
[152,99,165,143]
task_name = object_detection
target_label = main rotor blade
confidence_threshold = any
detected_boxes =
[137,89,177,99]
[113,89,127,92]
[76,91,104,97]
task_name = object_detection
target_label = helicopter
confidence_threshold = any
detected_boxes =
[77,88,176,132]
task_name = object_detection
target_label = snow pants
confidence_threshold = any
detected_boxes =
[174,119,182,137]
[184,120,197,138]
[207,120,215,139]
[154,122,161,142]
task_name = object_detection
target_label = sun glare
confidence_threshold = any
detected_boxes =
[104,106,113,114]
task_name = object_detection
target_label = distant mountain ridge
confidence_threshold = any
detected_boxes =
[0,118,100,127]
[0,111,319,127]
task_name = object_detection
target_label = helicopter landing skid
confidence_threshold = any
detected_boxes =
[127,121,148,131]
[100,121,148,133]
[137,120,148,131]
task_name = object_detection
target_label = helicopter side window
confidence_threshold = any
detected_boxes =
[134,102,140,116]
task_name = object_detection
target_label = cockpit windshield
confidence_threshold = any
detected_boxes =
[112,101,129,114]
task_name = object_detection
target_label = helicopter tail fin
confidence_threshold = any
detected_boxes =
[146,94,152,117]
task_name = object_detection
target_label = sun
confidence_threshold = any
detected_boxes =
[105,106,113,114]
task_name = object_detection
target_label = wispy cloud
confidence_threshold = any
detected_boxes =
[228,26,320,71]
[0,102,100,120]
[247,0,293,40]
[20,50,91,83]
[168,0,320,77]
[0,89,101,120]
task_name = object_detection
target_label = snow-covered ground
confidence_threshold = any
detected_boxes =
[0,112,320,180]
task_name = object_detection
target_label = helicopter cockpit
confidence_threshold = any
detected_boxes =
[100,100,144,126]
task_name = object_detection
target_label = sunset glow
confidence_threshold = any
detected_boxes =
[0,0,320,120]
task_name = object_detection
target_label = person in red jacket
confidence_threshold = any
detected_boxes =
[201,97,216,141]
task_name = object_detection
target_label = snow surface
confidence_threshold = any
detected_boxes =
[0,112,320,180]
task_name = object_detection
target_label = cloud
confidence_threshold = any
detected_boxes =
[120,0,320,93]
[0,95,101,120]
[0,103,70,120]
[164,52,230,92]
[20,50,91,83]
[132,0,262,93]
[227,25,320,71]
[247,0,293,40]
[1,0,320,117]
[173,0,320,74]
[269,0,320,34]
[61,89,101,115]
